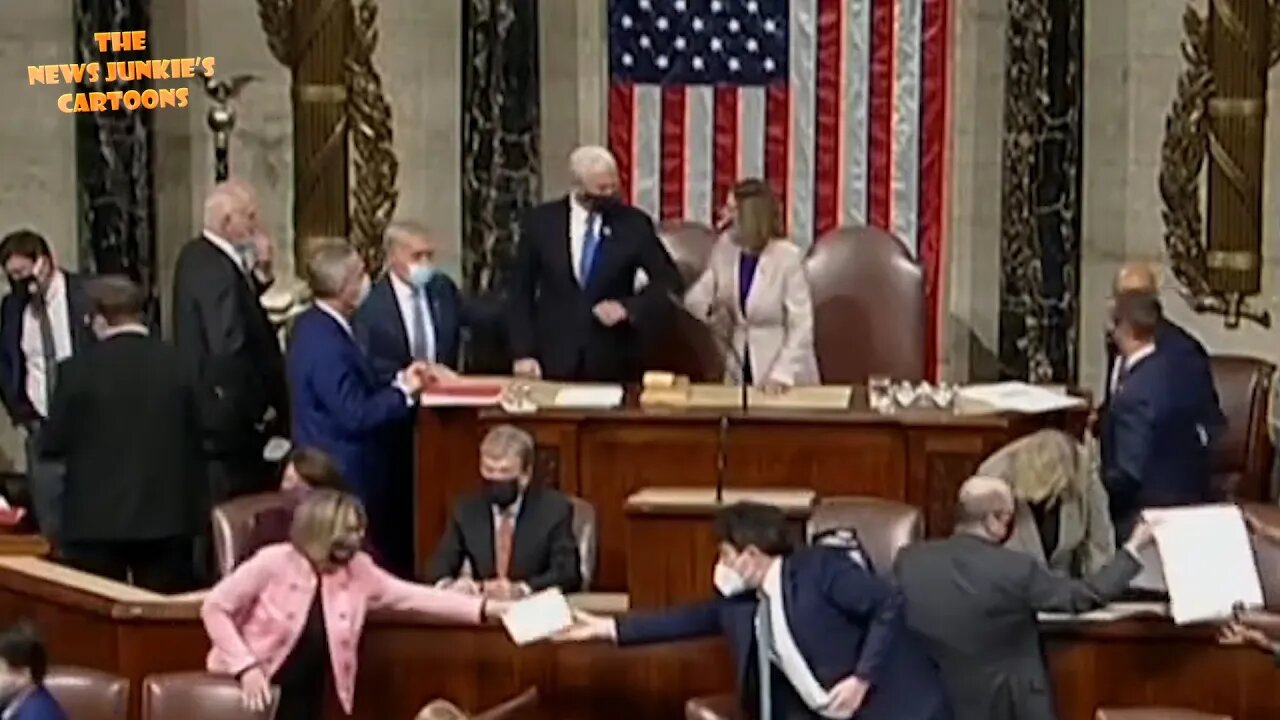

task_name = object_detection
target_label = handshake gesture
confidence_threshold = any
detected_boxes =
[398,360,458,394]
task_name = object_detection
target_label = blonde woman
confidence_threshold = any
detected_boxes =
[685,179,819,391]
[976,429,1116,577]
[201,490,507,719]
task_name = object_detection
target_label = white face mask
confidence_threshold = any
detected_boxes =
[713,560,749,597]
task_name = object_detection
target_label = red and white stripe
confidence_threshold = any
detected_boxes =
[608,0,951,376]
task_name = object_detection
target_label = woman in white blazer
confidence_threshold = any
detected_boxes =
[684,179,819,390]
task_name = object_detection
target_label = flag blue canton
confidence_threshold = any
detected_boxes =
[608,0,788,86]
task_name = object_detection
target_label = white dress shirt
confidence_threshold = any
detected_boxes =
[1110,342,1156,392]
[21,270,73,418]
[568,196,603,285]
[203,230,247,273]
[761,559,840,718]
[390,272,437,362]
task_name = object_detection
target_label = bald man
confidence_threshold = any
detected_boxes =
[1102,263,1223,438]
[172,180,288,502]
[506,146,680,382]
[895,476,1152,720]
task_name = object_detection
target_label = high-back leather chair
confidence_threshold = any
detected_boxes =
[806,497,924,578]
[1094,709,1230,720]
[46,666,128,720]
[211,493,293,577]
[647,221,723,381]
[143,672,279,720]
[805,226,925,384]
[1209,355,1275,501]
[1242,502,1280,609]
[416,688,539,720]
[568,496,599,590]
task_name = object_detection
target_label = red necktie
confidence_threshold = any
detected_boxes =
[495,514,514,579]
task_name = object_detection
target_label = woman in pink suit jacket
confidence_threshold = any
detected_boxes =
[684,179,819,390]
[202,490,507,719]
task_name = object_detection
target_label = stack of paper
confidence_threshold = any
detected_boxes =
[1143,504,1263,624]
[501,588,574,646]
[552,385,624,409]
[957,382,1086,414]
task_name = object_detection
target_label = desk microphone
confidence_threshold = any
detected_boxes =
[665,292,751,504]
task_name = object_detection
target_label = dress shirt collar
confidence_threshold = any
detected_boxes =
[1124,342,1156,371]
[203,230,246,272]
[389,270,419,299]
[99,323,148,339]
[316,300,352,336]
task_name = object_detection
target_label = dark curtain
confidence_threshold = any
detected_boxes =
[997,0,1084,383]
[460,0,541,373]
[73,0,157,320]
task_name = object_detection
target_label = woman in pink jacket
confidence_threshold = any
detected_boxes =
[201,489,506,719]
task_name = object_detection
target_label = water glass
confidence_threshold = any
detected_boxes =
[892,380,919,409]
[868,375,892,413]
[929,382,957,410]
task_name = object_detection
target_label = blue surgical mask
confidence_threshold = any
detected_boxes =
[407,263,436,288]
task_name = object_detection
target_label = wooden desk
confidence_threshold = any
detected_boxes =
[0,559,1275,720]
[624,488,814,608]
[0,534,48,557]
[417,388,1081,588]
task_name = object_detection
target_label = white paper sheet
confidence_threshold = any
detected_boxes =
[552,385,624,409]
[957,382,1086,414]
[501,588,574,646]
[1038,601,1168,623]
[1144,504,1264,624]
[1127,540,1167,593]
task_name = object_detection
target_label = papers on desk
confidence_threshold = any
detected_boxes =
[956,382,1085,414]
[552,385,624,409]
[501,588,574,646]
[1142,504,1263,624]
[1038,601,1168,623]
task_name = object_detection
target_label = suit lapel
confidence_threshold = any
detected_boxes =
[374,277,410,358]
[63,273,92,351]
[726,598,758,689]
[469,498,497,578]
[549,197,574,287]
[510,486,539,579]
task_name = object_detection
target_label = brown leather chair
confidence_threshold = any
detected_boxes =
[46,666,128,720]
[211,492,293,577]
[142,672,279,720]
[568,496,599,590]
[416,688,539,720]
[647,221,723,381]
[805,226,925,384]
[806,497,924,579]
[1095,709,1230,720]
[684,693,741,720]
[1209,355,1275,501]
[1242,502,1280,608]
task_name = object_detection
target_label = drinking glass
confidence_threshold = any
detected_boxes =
[930,382,956,410]
[892,380,918,410]
[868,375,892,413]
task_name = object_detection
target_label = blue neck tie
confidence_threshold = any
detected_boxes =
[579,214,601,284]
[410,287,434,361]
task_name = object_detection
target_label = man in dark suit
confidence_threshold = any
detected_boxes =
[561,502,950,720]
[40,277,205,592]
[894,476,1151,720]
[1101,263,1223,443]
[288,242,446,577]
[172,180,288,502]
[0,230,95,548]
[1102,290,1213,538]
[426,424,581,597]
[506,145,680,382]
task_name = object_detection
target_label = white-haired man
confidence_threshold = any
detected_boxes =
[507,145,679,382]
[894,476,1153,720]
[173,179,288,502]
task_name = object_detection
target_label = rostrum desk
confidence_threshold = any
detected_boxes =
[0,558,1276,720]
[415,386,1085,589]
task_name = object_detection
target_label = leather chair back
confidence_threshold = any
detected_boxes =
[46,666,128,720]
[211,493,293,577]
[647,221,723,381]
[1242,502,1280,609]
[684,693,742,720]
[143,672,279,720]
[568,496,599,590]
[1209,355,1275,501]
[804,226,925,384]
[806,497,923,579]
[416,688,539,720]
[1094,709,1230,720]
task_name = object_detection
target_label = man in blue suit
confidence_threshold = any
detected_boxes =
[1102,290,1213,539]
[560,502,951,720]
[288,242,447,576]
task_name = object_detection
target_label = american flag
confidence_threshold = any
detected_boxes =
[608,0,950,373]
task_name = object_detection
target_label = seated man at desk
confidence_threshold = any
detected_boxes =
[894,476,1153,720]
[560,502,950,720]
[426,424,582,599]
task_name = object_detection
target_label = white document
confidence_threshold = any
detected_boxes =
[957,382,1086,414]
[420,392,503,408]
[552,385,624,409]
[501,588,574,646]
[1144,504,1263,624]
[1127,539,1167,593]
[1039,601,1168,623]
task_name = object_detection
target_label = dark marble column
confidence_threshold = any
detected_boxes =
[73,0,157,303]
[460,0,540,372]
[998,0,1084,383]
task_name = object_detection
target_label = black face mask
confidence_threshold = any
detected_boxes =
[578,192,618,214]
[7,276,34,303]
[483,479,521,510]
[329,538,359,566]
